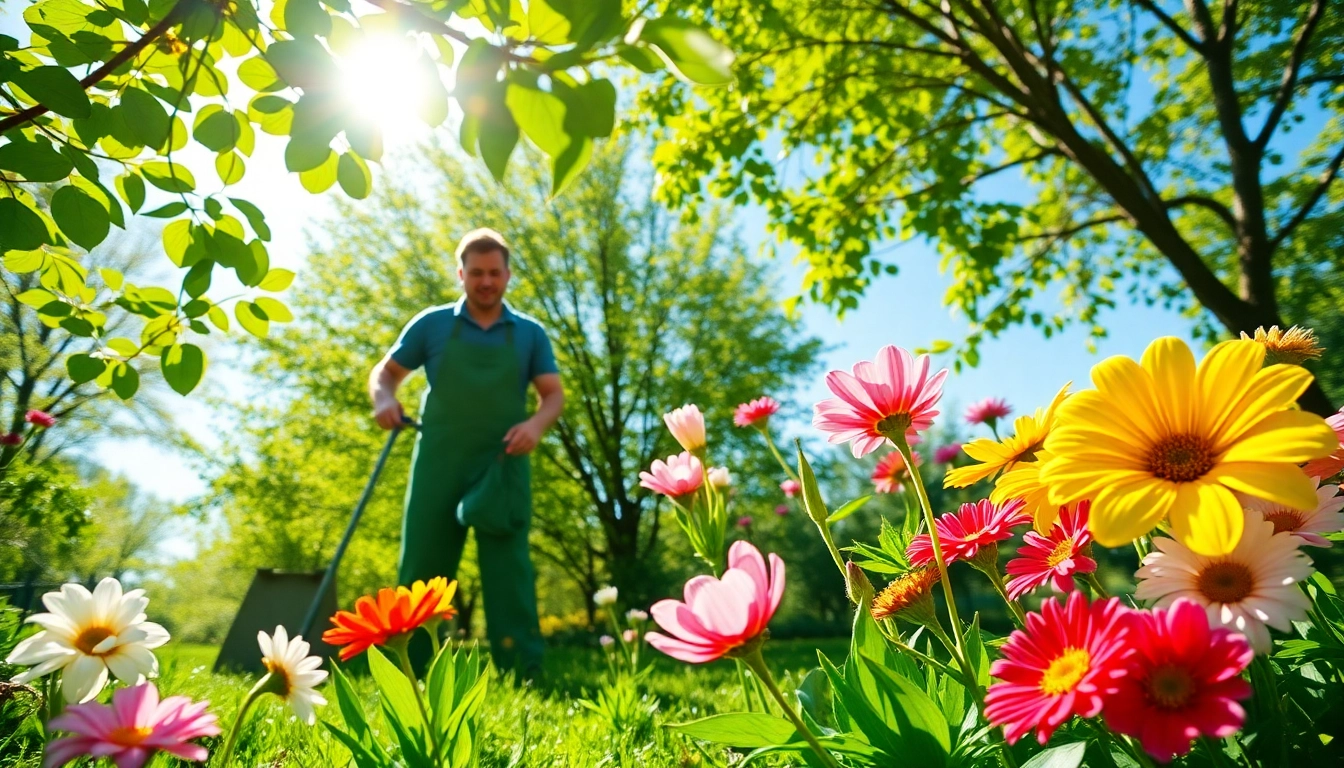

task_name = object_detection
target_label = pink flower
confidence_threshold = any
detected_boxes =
[646,541,784,663]
[663,404,706,452]
[780,479,800,498]
[734,396,780,428]
[0,433,20,446]
[1104,598,1253,763]
[1005,501,1097,600]
[639,452,704,499]
[934,443,962,464]
[1241,477,1344,548]
[736,515,753,528]
[986,592,1133,745]
[907,498,1031,568]
[599,634,614,648]
[774,504,789,516]
[965,397,1011,426]
[43,682,220,768]
[813,345,948,457]
[1302,408,1344,480]
[25,409,56,428]
[622,629,638,643]
[872,450,921,494]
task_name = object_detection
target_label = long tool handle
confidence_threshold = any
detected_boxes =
[298,418,418,640]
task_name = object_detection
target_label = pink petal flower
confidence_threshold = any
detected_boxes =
[872,450,921,494]
[734,396,780,428]
[44,683,219,768]
[965,397,1011,426]
[780,479,800,498]
[774,504,789,516]
[934,443,962,464]
[1005,501,1097,600]
[907,498,1031,567]
[25,409,57,428]
[1302,408,1344,480]
[638,452,704,499]
[736,515,753,528]
[812,346,947,457]
[663,404,707,452]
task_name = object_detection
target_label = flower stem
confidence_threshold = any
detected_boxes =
[741,650,842,768]
[1082,572,1111,599]
[395,644,441,766]
[895,438,966,660]
[979,566,1026,627]
[762,429,801,485]
[734,659,757,712]
[219,674,270,767]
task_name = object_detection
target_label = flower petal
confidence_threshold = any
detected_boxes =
[1168,482,1243,557]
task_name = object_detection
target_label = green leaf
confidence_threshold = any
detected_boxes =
[13,65,91,118]
[161,343,206,395]
[616,43,664,73]
[50,185,109,250]
[415,55,449,127]
[283,0,332,38]
[235,300,270,337]
[667,713,798,747]
[110,361,140,399]
[961,614,991,690]
[0,137,75,182]
[194,106,241,152]
[207,304,229,332]
[506,82,569,156]
[557,78,616,138]
[327,664,371,744]
[67,353,107,384]
[795,441,830,524]
[818,652,901,756]
[216,151,246,185]
[299,150,339,193]
[258,268,294,292]
[16,288,56,308]
[183,260,212,298]
[99,267,123,291]
[1021,742,1087,768]
[285,135,333,173]
[267,38,335,90]
[859,653,950,764]
[114,172,145,213]
[238,56,284,92]
[120,87,171,149]
[478,109,518,182]
[632,17,734,86]
[0,198,52,252]
[141,162,196,193]
[162,220,194,267]
[229,198,272,241]
[550,134,591,197]
[828,495,872,523]
[336,152,371,199]
[253,296,293,322]
[527,0,620,47]
[366,645,426,731]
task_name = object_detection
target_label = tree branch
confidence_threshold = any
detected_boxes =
[1132,0,1204,51]
[359,0,535,62]
[1254,0,1326,149]
[1164,194,1238,232]
[1270,142,1344,250]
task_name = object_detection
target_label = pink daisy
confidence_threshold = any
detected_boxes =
[1302,407,1344,480]
[812,345,948,457]
[780,479,800,498]
[934,443,962,464]
[25,409,57,428]
[1103,598,1253,763]
[774,504,789,516]
[1005,501,1097,600]
[871,450,922,494]
[906,498,1031,568]
[1241,477,1343,547]
[43,682,219,768]
[734,396,780,428]
[736,515,753,528]
[638,452,704,500]
[965,397,1011,426]
[985,591,1133,745]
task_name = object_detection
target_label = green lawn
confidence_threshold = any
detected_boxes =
[5,638,851,767]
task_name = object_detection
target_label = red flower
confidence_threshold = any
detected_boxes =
[871,450,921,494]
[736,515,753,528]
[734,396,781,428]
[780,479,800,498]
[25,409,56,428]
[1005,501,1097,600]
[0,433,20,446]
[986,592,1133,745]
[1104,598,1253,763]
[323,587,440,661]
[906,498,1031,567]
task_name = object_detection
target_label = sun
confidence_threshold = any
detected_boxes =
[336,33,442,142]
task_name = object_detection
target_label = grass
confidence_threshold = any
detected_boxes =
[3,638,851,767]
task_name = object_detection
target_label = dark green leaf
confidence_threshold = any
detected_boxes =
[120,87,171,149]
[557,78,616,138]
[13,65,91,118]
[859,653,950,764]
[527,0,620,48]
[110,362,140,399]
[616,43,664,73]
[0,137,75,182]
[142,201,188,218]
[115,172,146,213]
[51,184,110,250]
[336,152,372,199]
[283,0,332,37]
[229,198,272,241]
[267,38,335,90]
[141,162,196,193]
[550,134,591,197]
[161,343,206,395]
[66,353,106,384]
[0,198,51,251]
[183,260,212,298]
[193,106,242,152]
[478,107,518,182]
[285,135,333,173]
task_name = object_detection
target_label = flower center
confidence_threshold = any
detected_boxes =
[1045,539,1074,568]
[108,725,154,745]
[1016,441,1045,463]
[1146,664,1195,709]
[1263,509,1305,535]
[1146,434,1216,483]
[1039,647,1091,696]
[876,413,912,438]
[73,626,115,656]
[262,659,293,697]
[1196,561,1254,604]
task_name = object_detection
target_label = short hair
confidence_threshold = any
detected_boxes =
[455,228,510,269]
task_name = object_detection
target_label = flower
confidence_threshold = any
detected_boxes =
[1103,598,1253,762]
[1241,476,1343,547]
[780,479,800,497]
[990,451,1063,533]
[599,635,614,649]
[626,609,648,622]
[734,396,780,428]
[1041,337,1338,556]
[736,515,753,528]
[813,345,948,457]
[1239,324,1323,365]
[985,592,1133,746]
[966,397,1012,426]
[25,409,56,428]
[1005,501,1097,600]
[1134,509,1312,654]
[906,498,1031,568]
[5,578,170,703]
[322,587,440,661]
[646,541,784,663]
[43,682,220,768]
[1302,407,1344,480]
[934,443,962,464]
[256,626,328,725]
[708,467,732,488]
[639,452,705,499]
[663,404,707,452]
[871,450,921,493]
[593,586,619,607]
[0,432,21,446]
[774,504,789,516]
[622,629,638,643]
[870,568,940,625]
[946,384,1070,490]
[399,577,457,620]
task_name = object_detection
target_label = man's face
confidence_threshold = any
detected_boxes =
[458,248,511,308]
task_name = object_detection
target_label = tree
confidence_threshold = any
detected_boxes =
[636,0,1343,414]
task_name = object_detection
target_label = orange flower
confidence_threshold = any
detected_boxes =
[322,587,440,661]
[399,577,457,621]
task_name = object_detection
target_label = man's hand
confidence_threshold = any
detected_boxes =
[374,397,405,430]
[503,418,543,455]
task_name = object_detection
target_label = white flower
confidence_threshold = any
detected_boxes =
[708,467,732,488]
[1241,479,1344,548]
[663,404,706,453]
[1135,509,1313,653]
[4,578,169,703]
[599,635,614,648]
[625,609,648,623]
[593,586,618,607]
[258,626,328,726]
[622,629,637,643]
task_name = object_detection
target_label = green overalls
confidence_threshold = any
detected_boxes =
[398,318,544,675]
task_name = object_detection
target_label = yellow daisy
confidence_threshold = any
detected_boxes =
[945,383,1071,489]
[1041,337,1337,556]
[991,449,1070,532]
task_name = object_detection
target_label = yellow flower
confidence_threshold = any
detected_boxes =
[1041,337,1337,556]
[945,383,1071,489]
[1239,325,1323,365]
[991,449,1069,532]
[399,577,457,619]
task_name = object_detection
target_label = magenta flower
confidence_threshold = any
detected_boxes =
[872,450,921,494]
[734,396,780,428]
[965,397,1011,426]
[813,345,948,457]
[44,682,219,768]
[639,452,704,500]
[907,498,1031,568]
[774,504,789,516]
[780,479,800,498]
[646,541,784,663]
[0,433,20,446]
[1104,598,1253,762]
[934,443,962,464]
[25,409,56,428]
[1005,501,1097,600]
[736,515,753,528]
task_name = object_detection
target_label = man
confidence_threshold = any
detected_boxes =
[368,228,563,677]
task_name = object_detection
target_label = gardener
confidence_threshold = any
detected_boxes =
[368,228,563,679]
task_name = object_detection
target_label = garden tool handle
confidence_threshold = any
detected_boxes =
[297,418,418,640]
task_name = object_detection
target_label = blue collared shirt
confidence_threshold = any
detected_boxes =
[389,298,558,394]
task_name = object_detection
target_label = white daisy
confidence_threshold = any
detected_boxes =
[257,626,328,725]
[1242,478,1344,548]
[593,586,618,607]
[1135,509,1313,653]
[4,577,169,703]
